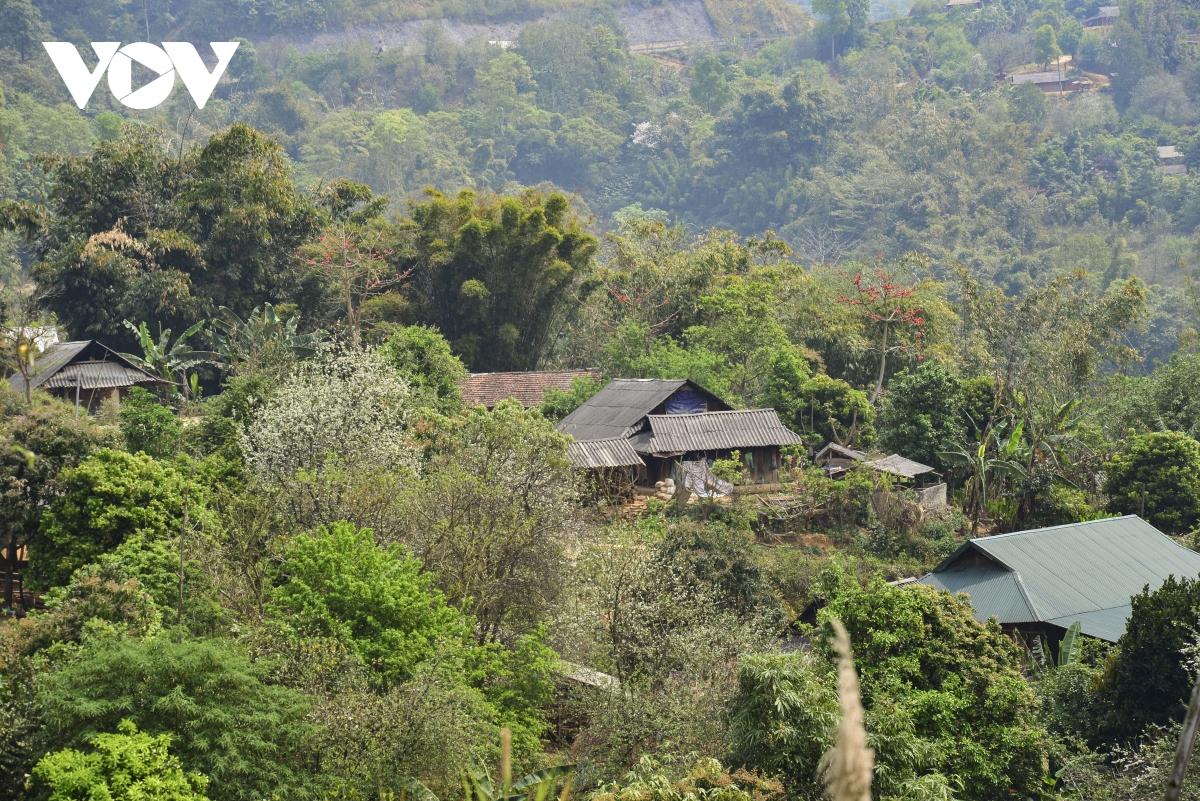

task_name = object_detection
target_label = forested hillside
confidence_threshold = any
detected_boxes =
[4,0,1200,800]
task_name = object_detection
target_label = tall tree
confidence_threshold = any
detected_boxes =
[0,125,320,345]
[399,189,598,371]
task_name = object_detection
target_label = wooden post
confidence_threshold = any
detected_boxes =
[1165,677,1200,801]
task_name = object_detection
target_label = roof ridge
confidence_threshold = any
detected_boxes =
[971,515,1138,542]
[1010,571,1042,621]
[647,408,777,416]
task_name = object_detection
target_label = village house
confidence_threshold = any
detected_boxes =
[1084,5,1119,26]
[557,378,803,492]
[459,368,603,409]
[1009,71,1092,93]
[1158,145,1187,176]
[919,516,1200,644]
[6,340,173,412]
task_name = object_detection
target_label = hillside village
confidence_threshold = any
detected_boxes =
[3,0,1200,797]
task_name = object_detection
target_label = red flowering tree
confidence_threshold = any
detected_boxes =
[299,224,409,348]
[837,264,926,404]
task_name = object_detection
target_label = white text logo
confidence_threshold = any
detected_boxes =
[42,42,240,110]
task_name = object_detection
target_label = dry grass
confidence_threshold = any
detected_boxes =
[820,619,874,801]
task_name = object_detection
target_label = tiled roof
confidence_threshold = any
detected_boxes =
[629,409,803,454]
[7,340,170,394]
[567,438,645,469]
[920,516,1200,642]
[460,369,602,409]
[556,378,728,442]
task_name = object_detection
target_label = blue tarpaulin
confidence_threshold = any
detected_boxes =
[664,390,705,415]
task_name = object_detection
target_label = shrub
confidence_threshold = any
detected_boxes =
[30,450,207,589]
[269,522,467,684]
[35,637,315,801]
[31,720,209,801]
[119,387,181,459]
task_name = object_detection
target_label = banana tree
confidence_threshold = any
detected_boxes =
[403,729,573,801]
[209,304,326,375]
[939,423,1027,536]
[121,319,216,399]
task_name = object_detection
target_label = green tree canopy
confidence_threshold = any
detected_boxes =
[35,637,315,801]
[398,189,598,371]
[29,449,206,589]
[1103,574,1200,742]
[822,576,1051,800]
[269,522,466,683]
[878,364,965,472]
[1103,431,1200,533]
[119,388,181,459]
[0,124,320,345]
[379,324,468,415]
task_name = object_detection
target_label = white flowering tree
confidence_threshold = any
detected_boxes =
[241,347,419,536]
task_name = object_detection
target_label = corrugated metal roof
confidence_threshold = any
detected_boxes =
[629,409,804,453]
[871,454,936,478]
[556,379,727,442]
[919,516,1200,641]
[816,443,866,462]
[8,340,170,393]
[567,438,645,469]
[922,564,1039,623]
[1046,606,1130,642]
[461,369,602,409]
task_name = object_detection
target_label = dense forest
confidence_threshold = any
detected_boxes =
[3,0,1200,799]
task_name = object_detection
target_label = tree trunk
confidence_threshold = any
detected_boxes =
[870,321,890,404]
[4,528,16,610]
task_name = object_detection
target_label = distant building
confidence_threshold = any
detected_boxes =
[944,0,982,9]
[1084,5,1118,26]
[459,369,603,410]
[1158,145,1187,176]
[6,340,173,410]
[1010,71,1093,92]
[814,443,946,506]
[918,516,1200,643]
[557,378,802,487]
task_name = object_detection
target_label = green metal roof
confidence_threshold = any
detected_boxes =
[919,516,1200,642]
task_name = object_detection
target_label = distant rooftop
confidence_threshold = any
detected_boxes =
[460,369,602,409]
[920,516,1200,642]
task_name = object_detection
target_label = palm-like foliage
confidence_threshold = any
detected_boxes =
[121,319,215,398]
[402,729,573,801]
[939,424,1027,536]
[208,304,325,375]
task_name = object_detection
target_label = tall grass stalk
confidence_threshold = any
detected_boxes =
[820,619,874,801]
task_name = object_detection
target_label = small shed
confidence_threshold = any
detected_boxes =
[7,340,172,410]
[919,516,1200,643]
[814,443,867,477]
[815,445,944,505]
[1084,6,1118,26]
[460,369,602,409]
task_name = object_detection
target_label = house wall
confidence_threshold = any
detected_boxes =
[639,447,782,486]
[48,386,123,412]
